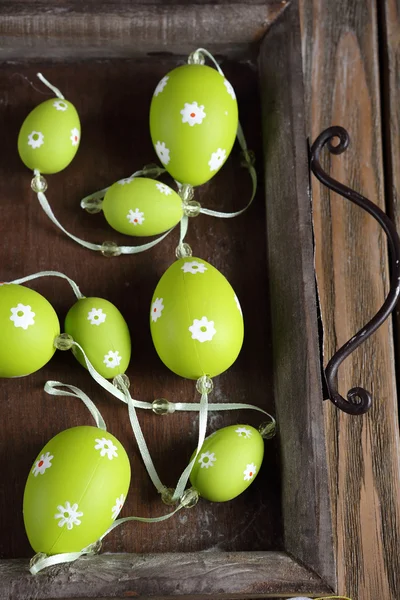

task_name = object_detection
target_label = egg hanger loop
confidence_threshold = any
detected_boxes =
[10,269,84,300]
[44,381,107,430]
[36,73,65,100]
[310,125,400,415]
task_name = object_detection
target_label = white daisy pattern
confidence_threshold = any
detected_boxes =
[117,176,135,185]
[155,141,171,165]
[181,261,207,275]
[155,182,172,196]
[208,148,227,172]
[154,75,169,97]
[54,501,83,530]
[103,350,122,369]
[198,451,216,469]
[53,99,68,111]
[94,437,119,460]
[235,427,252,439]
[189,317,216,343]
[127,208,145,226]
[32,452,53,477]
[27,131,44,149]
[243,463,257,481]
[70,127,80,146]
[87,307,107,326]
[224,79,236,100]
[151,297,164,322]
[10,304,36,330]
[111,494,125,520]
[180,101,206,126]
[234,293,242,316]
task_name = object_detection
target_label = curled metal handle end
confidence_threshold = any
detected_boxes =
[328,386,372,416]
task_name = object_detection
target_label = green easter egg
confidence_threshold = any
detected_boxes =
[190,424,264,502]
[18,98,81,174]
[64,297,131,379]
[102,177,183,237]
[150,258,244,379]
[0,283,60,378]
[23,426,131,554]
[150,65,238,186]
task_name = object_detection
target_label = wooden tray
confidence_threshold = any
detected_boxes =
[0,1,336,598]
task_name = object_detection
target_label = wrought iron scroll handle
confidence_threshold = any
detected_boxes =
[310,126,400,415]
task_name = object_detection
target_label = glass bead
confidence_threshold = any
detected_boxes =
[54,333,74,351]
[180,487,199,509]
[113,373,130,392]
[142,163,164,177]
[178,183,194,203]
[183,200,201,218]
[81,197,103,214]
[101,241,122,257]
[161,487,179,506]
[152,398,175,415]
[86,539,102,555]
[188,50,205,65]
[29,552,47,569]
[175,243,193,259]
[196,375,213,395]
[259,420,277,440]
[31,174,48,193]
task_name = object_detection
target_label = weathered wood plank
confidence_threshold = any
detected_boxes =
[299,1,400,599]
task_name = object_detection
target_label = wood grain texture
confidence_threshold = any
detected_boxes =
[0,2,286,60]
[299,1,400,599]
[0,552,331,600]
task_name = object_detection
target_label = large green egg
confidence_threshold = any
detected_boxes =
[18,98,81,174]
[0,283,60,378]
[64,297,131,379]
[102,177,183,237]
[23,426,131,554]
[150,65,238,186]
[190,424,264,502]
[150,258,244,379]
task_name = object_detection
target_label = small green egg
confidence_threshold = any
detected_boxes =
[23,426,131,554]
[18,98,81,174]
[102,177,183,237]
[0,283,60,377]
[190,424,264,502]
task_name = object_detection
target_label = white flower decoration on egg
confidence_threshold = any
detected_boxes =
[224,79,236,100]
[155,141,171,165]
[154,75,169,97]
[155,182,173,196]
[127,208,145,225]
[235,427,252,439]
[189,317,216,343]
[234,293,242,316]
[94,437,119,460]
[10,303,36,330]
[70,128,80,146]
[181,261,208,274]
[32,452,53,477]
[208,148,227,172]
[180,101,206,126]
[54,501,83,530]
[103,350,122,369]
[243,463,257,481]
[53,100,68,112]
[151,298,164,322]
[198,451,216,469]
[87,307,107,326]
[111,494,125,520]
[27,131,44,149]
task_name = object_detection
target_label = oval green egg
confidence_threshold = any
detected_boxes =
[0,283,60,378]
[189,424,264,502]
[150,65,238,186]
[64,297,131,379]
[18,98,81,174]
[23,426,131,554]
[150,258,244,379]
[102,177,183,237]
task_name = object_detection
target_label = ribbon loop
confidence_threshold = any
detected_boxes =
[10,270,84,300]
[44,381,107,430]
[36,73,65,99]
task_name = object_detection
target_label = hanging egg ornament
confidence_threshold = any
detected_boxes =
[150,65,238,186]
[23,426,131,554]
[102,177,183,237]
[190,424,264,502]
[18,98,81,174]
[150,258,244,379]
[0,283,59,378]
[64,297,131,379]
